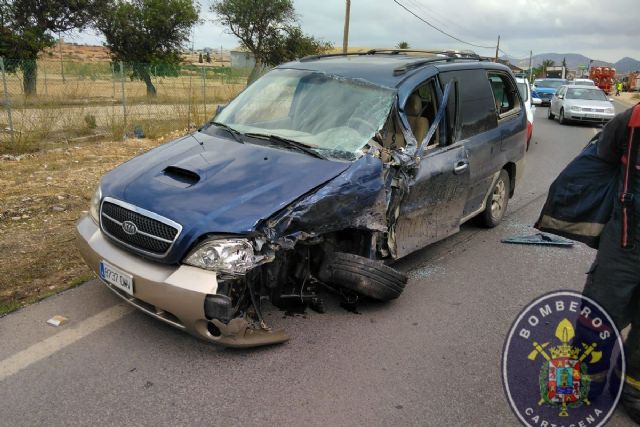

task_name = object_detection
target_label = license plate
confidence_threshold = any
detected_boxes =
[99,260,134,296]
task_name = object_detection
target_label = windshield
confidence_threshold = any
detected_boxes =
[517,82,528,102]
[566,88,608,101]
[535,80,567,89]
[573,80,595,86]
[212,69,395,160]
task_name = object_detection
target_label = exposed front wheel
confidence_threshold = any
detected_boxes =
[478,169,510,228]
[318,252,407,301]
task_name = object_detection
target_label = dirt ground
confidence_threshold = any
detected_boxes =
[617,91,640,106]
[0,136,175,315]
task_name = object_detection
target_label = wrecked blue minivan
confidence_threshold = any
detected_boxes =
[76,51,526,347]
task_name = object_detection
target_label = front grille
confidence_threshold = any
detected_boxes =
[100,198,181,257]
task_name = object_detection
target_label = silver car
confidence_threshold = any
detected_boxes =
[548,85,615,125]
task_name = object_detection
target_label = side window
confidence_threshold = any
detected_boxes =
[488,73,520,117]
[440,69,498,141]
[405,79,439,147]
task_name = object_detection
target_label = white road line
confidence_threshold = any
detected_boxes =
[0,304,132,382]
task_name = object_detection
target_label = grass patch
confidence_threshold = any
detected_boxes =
[0,137,170,314]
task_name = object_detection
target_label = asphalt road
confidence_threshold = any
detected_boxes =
[0,101,637,427]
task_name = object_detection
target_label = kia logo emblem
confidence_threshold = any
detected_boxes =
[122,221,138,235]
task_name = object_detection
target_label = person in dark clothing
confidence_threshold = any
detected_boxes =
[583,105,640,423]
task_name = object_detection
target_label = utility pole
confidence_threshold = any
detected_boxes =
[528,50,533,82]
[342,0,351,54]
[494,35,500,62]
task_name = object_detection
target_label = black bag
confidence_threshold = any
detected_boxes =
[535,138,619,249]
[536,104,640,249]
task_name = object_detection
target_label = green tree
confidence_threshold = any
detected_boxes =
[96,0,199,96]
[211,0,329,84]
[0,0,97,95]
[262,26,332,67]
[198,52,203,63]
[205,52,212,63]
[396,41,410,49]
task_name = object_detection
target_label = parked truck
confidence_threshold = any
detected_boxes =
[546,66,566,79]
[589,66,616,94]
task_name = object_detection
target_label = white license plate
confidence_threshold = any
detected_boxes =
[99,260,134,296]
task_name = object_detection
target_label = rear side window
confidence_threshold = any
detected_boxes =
[488,73,520,117]
[439,69,498,140]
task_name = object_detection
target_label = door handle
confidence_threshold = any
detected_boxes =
[453,160,469,175]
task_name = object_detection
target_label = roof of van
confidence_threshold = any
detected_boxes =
[276,53,513,88]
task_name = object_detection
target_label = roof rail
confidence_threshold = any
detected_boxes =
[300,49,489,74]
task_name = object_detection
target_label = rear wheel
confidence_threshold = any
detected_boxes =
[478,169,510,228]
[547,107,555,120]
[318,252,407,301]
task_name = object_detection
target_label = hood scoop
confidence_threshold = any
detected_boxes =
[157,166,201,188]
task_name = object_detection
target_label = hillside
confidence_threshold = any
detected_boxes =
[615,57,640,73]
[505,53,612,69]
[39,40,231,65]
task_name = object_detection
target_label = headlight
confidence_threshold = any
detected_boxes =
[89,185,102,224]
[605,107,615,114]
[570,106,581,112]
[184,238,255,274]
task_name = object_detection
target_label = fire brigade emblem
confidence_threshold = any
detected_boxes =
[529,318,600,417]
[502,291,625,427]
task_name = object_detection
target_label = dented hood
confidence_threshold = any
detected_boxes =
[101,132,350,259]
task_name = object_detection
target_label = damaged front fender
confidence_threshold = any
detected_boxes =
[260,154,393,249]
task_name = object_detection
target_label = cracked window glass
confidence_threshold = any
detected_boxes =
[214,69,395,160]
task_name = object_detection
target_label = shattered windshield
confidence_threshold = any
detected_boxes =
[212,69,395,160]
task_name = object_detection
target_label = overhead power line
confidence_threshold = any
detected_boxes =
[393,0,495,50]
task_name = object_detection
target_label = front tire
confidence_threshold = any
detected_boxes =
[547,107,555,120]
[318,252,407,301]
[559,108,567,125]
[478,169,510,228]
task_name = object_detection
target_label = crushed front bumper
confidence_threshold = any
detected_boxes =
[75,215,288,347]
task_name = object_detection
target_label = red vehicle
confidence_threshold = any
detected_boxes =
[589,66,616,94]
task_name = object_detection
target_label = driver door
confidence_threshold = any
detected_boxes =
[393,80,470,258]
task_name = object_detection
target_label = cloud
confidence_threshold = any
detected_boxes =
[71,0,639,63]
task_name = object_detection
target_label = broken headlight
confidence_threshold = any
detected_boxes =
[184,238,255,275]
[89,185,102,224]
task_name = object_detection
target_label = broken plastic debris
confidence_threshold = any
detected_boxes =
[46,315,69,327]
[501,233,574,247]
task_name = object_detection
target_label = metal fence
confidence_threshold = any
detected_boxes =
[0,58,249,153]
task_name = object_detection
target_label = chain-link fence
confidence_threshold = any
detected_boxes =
[0,58,249,153]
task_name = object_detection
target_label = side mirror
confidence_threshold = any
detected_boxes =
[532,97,542,106]
[557,95,564,100]
[609,98,614,102]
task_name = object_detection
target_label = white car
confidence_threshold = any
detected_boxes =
[516,78,541,150]
[548,85,615,125]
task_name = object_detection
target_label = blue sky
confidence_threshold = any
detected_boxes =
[71,0,639,63]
